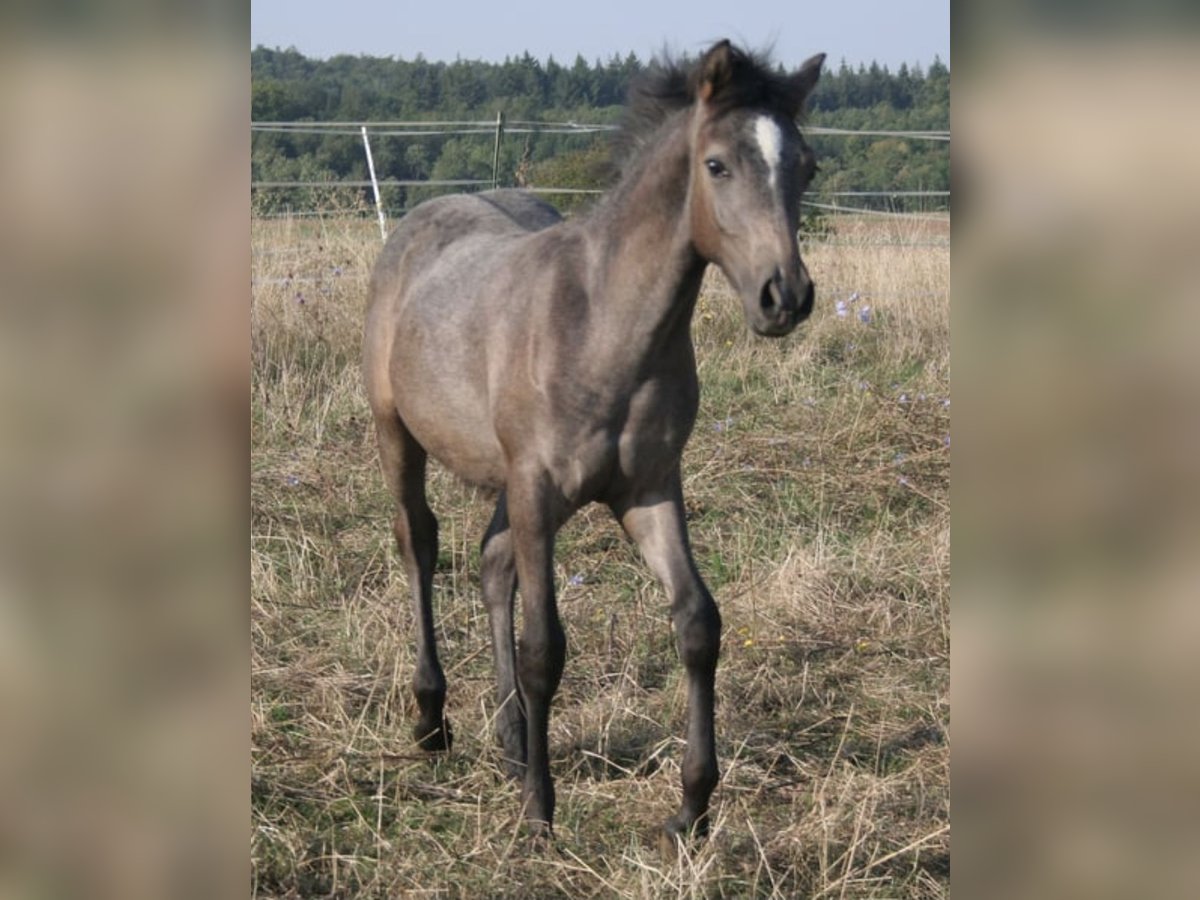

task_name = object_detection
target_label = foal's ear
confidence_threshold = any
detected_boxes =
[697,39,735,102]
[788,52,826,115]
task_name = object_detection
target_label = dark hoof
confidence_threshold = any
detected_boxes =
[526,819,556,852]
[413,718,452,752]
[658,815,708,862]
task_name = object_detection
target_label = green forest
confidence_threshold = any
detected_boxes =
[251,46,949,216]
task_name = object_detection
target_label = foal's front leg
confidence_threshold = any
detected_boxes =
[612,476,721,846]
[506,473,567,836]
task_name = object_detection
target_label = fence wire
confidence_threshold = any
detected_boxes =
[252,117,950,227]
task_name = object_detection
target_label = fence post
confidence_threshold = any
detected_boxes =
[491,110,505,190]
[360,125,388,242]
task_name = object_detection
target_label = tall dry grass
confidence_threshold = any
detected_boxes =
[251,209,949,898]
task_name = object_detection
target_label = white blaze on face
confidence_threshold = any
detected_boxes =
[754,115,783,190]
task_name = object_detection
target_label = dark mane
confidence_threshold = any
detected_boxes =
[613,43,809,167]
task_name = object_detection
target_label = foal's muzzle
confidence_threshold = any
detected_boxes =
[752,268,814,336]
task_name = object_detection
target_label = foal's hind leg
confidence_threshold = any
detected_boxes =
[480,493,527,778]
[374,410,450,751]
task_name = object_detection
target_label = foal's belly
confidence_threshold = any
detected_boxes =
[405,406,508,488]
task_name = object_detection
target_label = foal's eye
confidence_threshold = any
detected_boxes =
[705,158,729,178]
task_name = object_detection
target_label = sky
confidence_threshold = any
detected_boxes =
[250,0,949,71]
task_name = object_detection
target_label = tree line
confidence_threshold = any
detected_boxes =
[251,46,949,216]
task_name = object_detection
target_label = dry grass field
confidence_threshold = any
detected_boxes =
[251,208,949,898]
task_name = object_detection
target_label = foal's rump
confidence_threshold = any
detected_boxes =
[363,190,566,487]
[373,190,561,307]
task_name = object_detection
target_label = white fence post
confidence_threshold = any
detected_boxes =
[361,125,388,242]
[490,111,505,190]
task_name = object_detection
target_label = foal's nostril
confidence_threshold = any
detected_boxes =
[760,277,780,314]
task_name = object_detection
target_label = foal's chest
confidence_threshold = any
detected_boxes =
[552,373,698,503]
[616,383,698,482]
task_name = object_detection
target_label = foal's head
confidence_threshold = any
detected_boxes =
[685,41,825,336]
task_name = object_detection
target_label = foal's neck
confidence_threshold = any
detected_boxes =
[586,118,706,357]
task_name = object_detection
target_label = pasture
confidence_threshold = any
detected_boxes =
[251,210,949,898]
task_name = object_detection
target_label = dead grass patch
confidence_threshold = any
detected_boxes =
[251,211,949,898]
